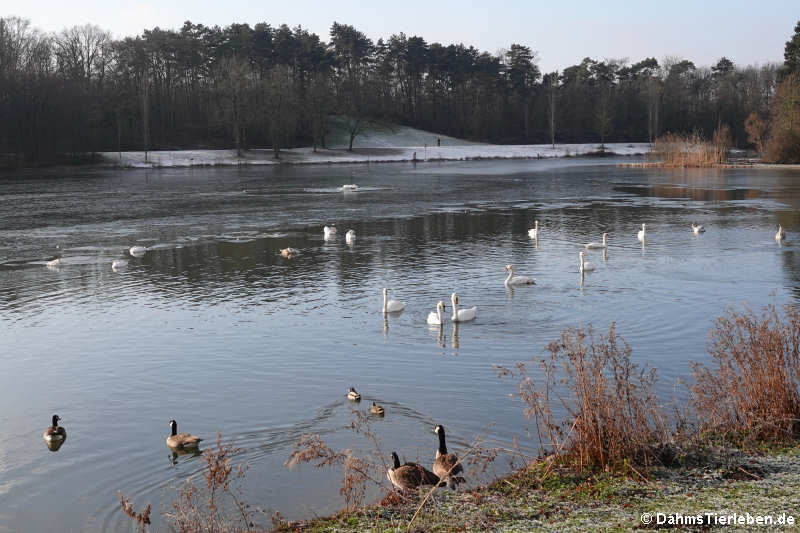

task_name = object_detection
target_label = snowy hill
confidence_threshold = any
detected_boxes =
[324,117,474,148]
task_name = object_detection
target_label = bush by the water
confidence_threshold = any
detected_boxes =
[500,324,669,471]
[691,304,800,443]
[763,73,800,163]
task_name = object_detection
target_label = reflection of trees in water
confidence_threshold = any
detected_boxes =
[615,184,763,202]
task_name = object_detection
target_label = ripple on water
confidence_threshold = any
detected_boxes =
[0,161,798,531]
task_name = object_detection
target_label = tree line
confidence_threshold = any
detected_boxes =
[0,16,798,164]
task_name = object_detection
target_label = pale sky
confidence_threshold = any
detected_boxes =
[4,0,798,71]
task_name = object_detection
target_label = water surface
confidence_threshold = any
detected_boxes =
[1,158,799,531]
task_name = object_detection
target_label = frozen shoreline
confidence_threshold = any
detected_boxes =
[100,143,651,168]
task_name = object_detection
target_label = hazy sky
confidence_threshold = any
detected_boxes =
[5,0,798,71]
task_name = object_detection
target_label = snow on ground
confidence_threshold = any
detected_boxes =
[102,143,649,168]
[101,119,651,167]
[100,117,648,168]
[323,117,475,148]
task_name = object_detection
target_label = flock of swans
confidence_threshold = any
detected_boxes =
[277,216,791,329]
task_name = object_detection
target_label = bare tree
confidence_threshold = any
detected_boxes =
[261,65,298,159]
[308,72,333,151]
[594,89,613,149]
[53,24,112,88]
[544,71,559,148]
[214,56,252,157]
[141,72,150,162]
[646,77,661,144]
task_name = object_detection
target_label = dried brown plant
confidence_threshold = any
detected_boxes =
[498,324,668,471]
[166,433,266,533]
[691,304,800,443]
[119,491,151,531]
[649,127,731,167]
[286,410,389,511]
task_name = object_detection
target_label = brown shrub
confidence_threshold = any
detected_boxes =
[498,324,668,471]
[763,73,800,163]
[691,304,800,443]
[119,492,151,531]
[744,112,768,154]
[166,434,266,533]
[286,411,390,512]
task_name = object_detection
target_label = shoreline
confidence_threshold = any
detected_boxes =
[618,161,800,169]
[275,443,800,532]
[97,143,650,169]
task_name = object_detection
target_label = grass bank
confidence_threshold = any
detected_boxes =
[276,444,800,532]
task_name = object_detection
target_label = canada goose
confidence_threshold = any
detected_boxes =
[382,288,405,313]
[433,425,463,488]
[450,292,477,322]
[345,230,356,245]
[347,387,361,401]
[776,225,786,241]
[528,220,539,239]
[46,258,61,267]
[387,451,439,491]
[166,419,202,450]
[42,414,66,443]
[504,264,535,285]
[129,246,147,257]
[370,402,385,415]
[691,223,705,234]
[585,233,608,249]
[280,247,299,258]
[637,223,646,241]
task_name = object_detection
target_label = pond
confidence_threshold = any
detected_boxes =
[0,158,798,531]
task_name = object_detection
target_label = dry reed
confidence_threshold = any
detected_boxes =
[119,492,151,531]
[498,324,668,471]
[166,434,266,533]
[649,126,731,167]
[691,304,800,443]
[286,411,391,511]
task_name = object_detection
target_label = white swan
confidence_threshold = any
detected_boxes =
[323,225,337,240]
[691,223,705,234]
[341,184,359,192]
[112,259,128,271]
[776,225,786,241]
[345,230,356,245]
[528,220,539,239]
[427,301,446,325]
[280,247,299,258]
[382,288,405,313]
[579,251,594,272]
[504,264,535,286]
[129,246,147,257]
[585,233,608,249]
[636,223,646,242]
[45,258,61,267]
[450,292,477,322]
